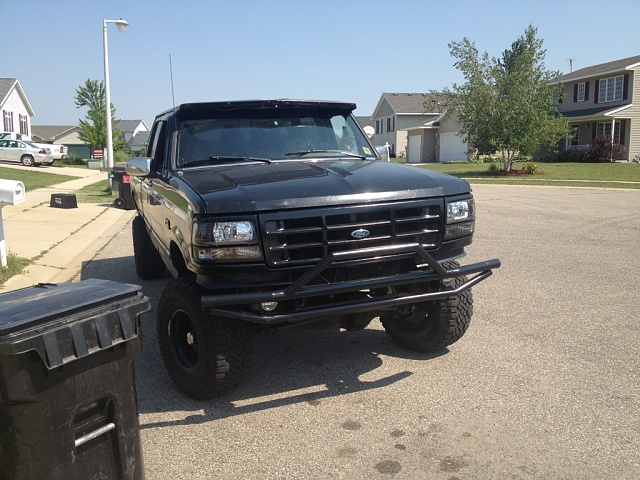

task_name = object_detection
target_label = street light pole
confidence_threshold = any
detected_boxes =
[102,18,128,177]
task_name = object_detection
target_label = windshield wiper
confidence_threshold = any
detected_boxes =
[283,150,367,160]
[183,156,272,167]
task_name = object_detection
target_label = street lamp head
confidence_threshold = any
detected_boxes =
[115,18,128,32]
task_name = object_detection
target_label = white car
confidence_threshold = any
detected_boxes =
[35,143,68,160]
[0,133,67,160]
[0,139,53,166]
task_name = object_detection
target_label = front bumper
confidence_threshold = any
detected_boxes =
[200,243,500,324]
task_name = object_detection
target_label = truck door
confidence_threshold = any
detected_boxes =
[138,121,171,252]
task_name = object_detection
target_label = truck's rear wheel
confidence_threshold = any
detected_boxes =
[157,277,254,399]
[132,215,166,279]
[380,261,473,352]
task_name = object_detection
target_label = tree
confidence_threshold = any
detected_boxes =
[74,79,123,150]
[438,25,568,171]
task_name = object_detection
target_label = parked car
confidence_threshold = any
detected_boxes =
[0,139,53,166]
[31,142,68,160]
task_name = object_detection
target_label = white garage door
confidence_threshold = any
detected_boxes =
[439,132,467,162]
[407,135,422,163]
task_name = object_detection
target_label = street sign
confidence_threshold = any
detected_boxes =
[93,148,104,159]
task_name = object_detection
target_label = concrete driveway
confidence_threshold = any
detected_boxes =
[81,184,640,479]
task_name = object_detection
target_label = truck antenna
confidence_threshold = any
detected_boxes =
[169,54,176,109]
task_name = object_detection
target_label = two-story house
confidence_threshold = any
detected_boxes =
[371,93,434,158]
[551,55,640,161]
[1,78,35,137]
[371,93,467,162]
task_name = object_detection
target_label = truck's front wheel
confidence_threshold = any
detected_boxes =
[380,262,473,352]
[157,277,254,399]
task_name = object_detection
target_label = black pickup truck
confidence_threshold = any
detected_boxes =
[126,99,500,399]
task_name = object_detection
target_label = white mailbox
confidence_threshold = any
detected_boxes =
[0,179,26,267]
[0,179,26,206]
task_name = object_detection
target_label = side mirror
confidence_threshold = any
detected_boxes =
[127,157,152,177]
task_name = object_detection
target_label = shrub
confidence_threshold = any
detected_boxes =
[585,135,626,163]
[523,162,538,174]
[553,150,587,163]
[512,154,532,163]
[487,163,500,174]
[114,151,130,164]
[63,152,86,165]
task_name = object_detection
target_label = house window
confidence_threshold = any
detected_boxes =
[576,83,585,102]
[19,115,28,135]
[3,110,13,132]
[387,118,391,133]
[598,76,623,103]
[375,120,380,135]
[596,121,621,144]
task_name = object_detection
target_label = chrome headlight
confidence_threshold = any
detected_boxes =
[445,198,475,239]
[193,219,262,261]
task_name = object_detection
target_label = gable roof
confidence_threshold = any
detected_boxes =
[552,55,640,84]
[371,92,445,119]
[380,93,428,114]
[0,78,36,116]
[129,130,150,146]
[31,125,78,141]
[118,119,148,133]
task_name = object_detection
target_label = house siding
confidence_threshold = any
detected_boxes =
[554,60,640,162]
[2,90,31,135]
[628,68,640,160]
[557,74,631,116]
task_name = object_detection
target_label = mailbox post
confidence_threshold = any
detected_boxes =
[0,179,26,267]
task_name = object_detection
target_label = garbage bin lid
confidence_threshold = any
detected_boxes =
[0,279,142,336]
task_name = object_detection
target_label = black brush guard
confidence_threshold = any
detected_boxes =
[200,243,500,324]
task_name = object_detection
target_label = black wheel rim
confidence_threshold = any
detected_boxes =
[168,310,199,369]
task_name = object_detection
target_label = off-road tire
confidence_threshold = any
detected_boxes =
[21,155,34,166]
[157,277,254,399]
[132,215,166,279]
[380,261,473,352]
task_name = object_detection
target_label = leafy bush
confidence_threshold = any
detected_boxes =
[585,135,626,163]
[63,152,87,165]
[471,155,501,164]
[487,163,500,174]
[553,150,587,163]
[523,162,538,174]
[513,154,532,163]
[114,151,130,164]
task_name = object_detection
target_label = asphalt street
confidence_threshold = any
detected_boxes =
[81,184,640,480]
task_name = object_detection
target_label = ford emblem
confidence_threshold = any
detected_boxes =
[351,228,370,239]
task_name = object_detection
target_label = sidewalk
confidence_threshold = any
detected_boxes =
[0,164,136,292]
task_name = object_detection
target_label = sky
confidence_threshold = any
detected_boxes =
[3,0,639,128]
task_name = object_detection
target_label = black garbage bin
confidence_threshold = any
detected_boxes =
[0,279,150,480]
[110,164,135,210]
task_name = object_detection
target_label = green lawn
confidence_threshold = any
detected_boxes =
[75,180,112,204]
[405,161,640,188]
[0,166,76,190]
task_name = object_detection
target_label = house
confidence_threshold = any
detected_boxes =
[129,131,150,152]
[31,125,90,159]
[0,78,35,138]
[371,93,467,162]
[550,55,640,161]
[32,120,151,158]
[118,120,149,144]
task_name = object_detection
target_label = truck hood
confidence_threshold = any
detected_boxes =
[179,160,470,214]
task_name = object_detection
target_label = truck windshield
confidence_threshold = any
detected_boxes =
[177,113,377,167]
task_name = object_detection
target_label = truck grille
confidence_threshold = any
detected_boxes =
[260,200,442,267]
